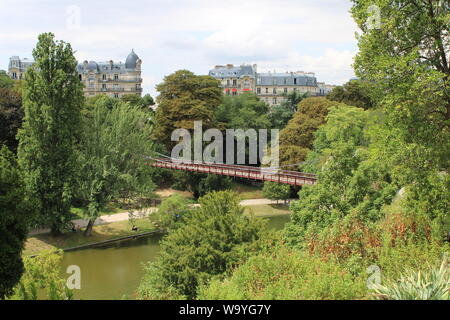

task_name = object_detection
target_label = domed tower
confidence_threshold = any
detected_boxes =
[124,49,143,96]
[125,49,139,70]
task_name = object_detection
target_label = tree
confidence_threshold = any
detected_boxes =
[152,70,222,149]
[215,93,271,130]
[8,249,73,300]
[76,96,155,236]
[327,79,375,110]
[0,146,32,299]
[269,91,308,129]
[262,181,290,204]
[138,191,267,299]
[284,106,397,248]
[0,70,14,89]
[152,194,192,230]
[120,93,155,109]
[0,86,23,152]
[17,33,84,234]
[351,0,449,225]
[279,97,345,168]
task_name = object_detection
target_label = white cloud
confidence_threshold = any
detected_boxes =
[0,0,358,96]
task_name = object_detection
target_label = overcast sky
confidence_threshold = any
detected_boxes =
[0,0,359,97]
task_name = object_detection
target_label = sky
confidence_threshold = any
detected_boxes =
[0,0,360,97]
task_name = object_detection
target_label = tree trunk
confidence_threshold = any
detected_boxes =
[84,219,95,237]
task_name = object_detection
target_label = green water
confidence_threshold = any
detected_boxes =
[60,214,290,300]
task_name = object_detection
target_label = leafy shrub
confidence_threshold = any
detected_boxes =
[8,249,73,300]
[138,191,267,299]
[197,247,367,300]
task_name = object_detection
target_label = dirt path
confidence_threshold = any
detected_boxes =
[29,198,290,236]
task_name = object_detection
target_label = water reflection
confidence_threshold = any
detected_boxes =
[61,215,289,300]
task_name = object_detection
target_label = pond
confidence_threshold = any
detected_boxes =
[60,214,290,300]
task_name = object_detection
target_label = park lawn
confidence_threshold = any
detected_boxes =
[24,218,157,256]
[232,182,264,200]
[244,203,290,217]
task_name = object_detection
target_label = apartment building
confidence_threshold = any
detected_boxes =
[7,50,143,98]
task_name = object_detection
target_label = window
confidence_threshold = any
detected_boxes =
[265,88,269,93]
[273,98,277,104]
[232,91,237,96]
[12,72,17,79]
[284,88,288,93]
[114,74,119,81]
[227,80,230,86]
[294,78,297,85]
[79,74,82,81]
[114,93,119,98]
[273,88,277,94]
[232,79,237,86]
[102,84,106,90]
[244,80,250,88]
[102,74,107,80]
[257,88,261,94]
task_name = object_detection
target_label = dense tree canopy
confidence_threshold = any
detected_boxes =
[279,97,346,168]
[138,191,267,299]
[17,32,84,234]
[76,96,156,236]
[215,93,271,130]
[152,70,222,149]
[0,146,31,299]
[351,0,449,226]
[326,79,375,110]
[0,86,23,152]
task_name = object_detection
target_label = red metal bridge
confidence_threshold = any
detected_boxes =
[147,158,317,186]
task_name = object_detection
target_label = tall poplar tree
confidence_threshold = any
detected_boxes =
[18,33,84,234]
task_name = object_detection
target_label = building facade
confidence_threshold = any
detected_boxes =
[209,64,335,106]
[8,50,142,98]
[208,64,257,96]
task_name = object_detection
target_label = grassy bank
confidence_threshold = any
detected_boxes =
[24,218,156,256]
[25,202,288,257]
[244,203,290,217]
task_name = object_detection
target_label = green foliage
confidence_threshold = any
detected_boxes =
[327,79,375,110]
[120,93,155,109]
[17,33,84,234]
[371,257,449,300]
[8,249,73,300]
[262,181,290,203]
[0,146,31,299]
[138,191,267,299]
[152,70,222,148]
[215,93,271,130]
[198,246,367,300]
[0,86,23,152]
[351,0,449,222]
[284,106,397,248]
[76,96,156,235]
[172,171,232,198]
[269,91,309,129]
[0,70,14,89]
[279,97,344,167]
[152,194,192,230]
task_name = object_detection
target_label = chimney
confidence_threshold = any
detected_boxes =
[226,64,233,69]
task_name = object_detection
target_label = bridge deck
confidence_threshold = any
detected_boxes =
[147,158,317,186]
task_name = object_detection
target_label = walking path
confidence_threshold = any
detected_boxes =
[29,198,289,236]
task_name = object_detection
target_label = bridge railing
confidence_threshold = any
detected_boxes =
[147,158,317,186]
